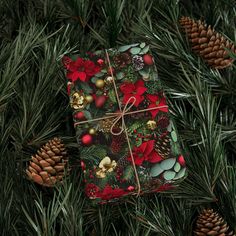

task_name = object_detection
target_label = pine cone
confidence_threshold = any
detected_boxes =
[194,209,235,236]
[26,137,68,187]
[179,16,236,69]
[113,52,132,68]
[155,134,171,159]
[158,115,170,131]
[99,119,117,133]
[117,155,130,168]
[132,55,144,71]
[111,132,126,154]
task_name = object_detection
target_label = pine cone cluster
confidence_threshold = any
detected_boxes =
[194,209,235,236]
[26,137,68,187]
[180,16,236,69]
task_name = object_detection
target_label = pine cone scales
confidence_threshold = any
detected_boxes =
[26,137,68,187]
[117,155,130,168]
[155,135,171,159]
[111,133,125,154]
[194,209,235,236]
[180,16,236,69]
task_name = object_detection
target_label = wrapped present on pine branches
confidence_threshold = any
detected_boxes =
[63,43,186,203]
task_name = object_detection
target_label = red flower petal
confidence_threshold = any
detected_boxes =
[148,150,163,163]
[128,153,144,166]
[145,140,155,156]
[133,95,144,107]
[67,71,81,82]
[84,61,98,76]
[102,185,113,194]
[135,79,145,88]
[122,94,133,105]
[67,62,78,72]
[136,87,147,95]
[77,71,87,82]
[158,98,168,112]
[133,156,144,166]
[120,82,135,94]
[146,94,159,103]
[138,142,148,153]
[74,57,84,68]
[148,103,160,118]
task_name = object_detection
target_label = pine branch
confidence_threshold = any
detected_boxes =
[0,176,19,236]
[22,184,73,235]
[216,166,236,230]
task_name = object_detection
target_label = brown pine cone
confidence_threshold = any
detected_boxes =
[194,209,235,236]
[117,155,130,169]
[113,52,132,68]
[158,115,170,131]
[180,16,236,69]
[99,118,118,133]
[111,132,126,154]
[26,137,68,187]
[155,134,171,159]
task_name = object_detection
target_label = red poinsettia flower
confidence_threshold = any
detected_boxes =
[146,94,168,118]
[66,57,101,82]
[85,183,101,199]
[120,79,147,107]
[128,140,162,166]
[99,185,128,200]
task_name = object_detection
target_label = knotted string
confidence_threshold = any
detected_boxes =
[107,96,136,136]
[74,49,169,197]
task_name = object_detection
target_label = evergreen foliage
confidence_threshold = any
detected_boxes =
[0,0,235,235]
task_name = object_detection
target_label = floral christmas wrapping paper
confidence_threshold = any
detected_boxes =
[63,43,186,203]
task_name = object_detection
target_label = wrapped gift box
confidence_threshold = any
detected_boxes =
[63,43,186,203]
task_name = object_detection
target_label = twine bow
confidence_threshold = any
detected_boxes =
[74,49,168,196]
[107,96,136,136]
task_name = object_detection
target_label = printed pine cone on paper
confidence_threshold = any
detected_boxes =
[180,16,236,69]
[155,134,171,159]
[194,209,235,236]
[111,131,126,154]
[26,137,68,187]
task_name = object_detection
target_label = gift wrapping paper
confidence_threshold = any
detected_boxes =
[63,43,186,203]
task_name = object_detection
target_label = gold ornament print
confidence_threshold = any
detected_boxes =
[95,79,105,88]
[146,120,157,130]
[96,156,117,178]
[88,128,96,135]
[85,95,94,103]
[70,92,87,110]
